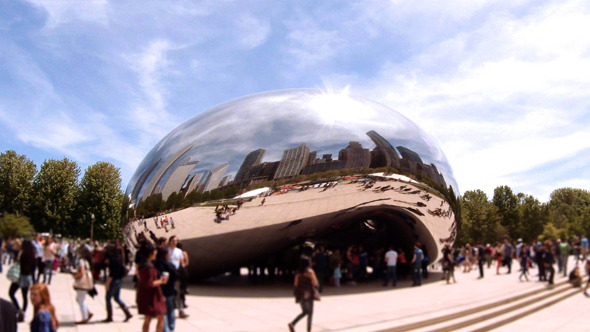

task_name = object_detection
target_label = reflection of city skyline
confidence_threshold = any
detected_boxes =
[133,130,446,204]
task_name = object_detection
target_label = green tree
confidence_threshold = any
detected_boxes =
[30,158,80,235]
[515,193,546,242]
[0,213,35,238]
[0,150,37,216]
[457,190,503,245]
[77,162,124,240]
[492,185,519,239]
[546,188,590,238]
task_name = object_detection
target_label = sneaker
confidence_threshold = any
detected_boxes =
[179,313,189,319]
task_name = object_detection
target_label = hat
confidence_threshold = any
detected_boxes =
[517,238,522,243]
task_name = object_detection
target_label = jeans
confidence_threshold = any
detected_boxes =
[76,290,89,319]
[164,295,176,331]
[559,256,568,276]
[412,266,422,285]
[43,259,54,284]
[106,279,127,312]
[383,265,397,286]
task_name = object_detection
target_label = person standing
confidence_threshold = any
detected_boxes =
[503,239,514,274]
[312,246,328,292]
[383,246,398,287]
[103,244,133,323]
[42,236,56,285]
[154,248,178,332]
[136,242,168,332]
[32,234,44,283]
[29,283,59,332]
[289,258,319,332]
[167,236,188,319]
[411,243,423,286]
[176,242,190,310]
[442,244,456,284]
[518,243,530,281]
[544,241,556,288]
[476,243,485,279]
[559,239,570,277]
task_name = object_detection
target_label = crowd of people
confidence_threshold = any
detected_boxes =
[0,232,190,332]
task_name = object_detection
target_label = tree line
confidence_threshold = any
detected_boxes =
[458,185,590,246]
[0,150,123,240]
[3,149,589,245]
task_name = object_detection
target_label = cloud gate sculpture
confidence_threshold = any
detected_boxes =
[123,89,460,279]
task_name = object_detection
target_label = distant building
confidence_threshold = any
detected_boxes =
[338,141,371,169]
[201,163,229,192]
[234,149,266,183]
[366,130,400,168]
[160,161,199,201]
[274,144,310,179]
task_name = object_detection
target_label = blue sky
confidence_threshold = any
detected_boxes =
[1,0,589,202]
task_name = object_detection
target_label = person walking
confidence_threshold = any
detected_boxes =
[289,258,319,332]
[518,243,530,281]
[29,283,59,332]
[382,246,397,287]
[8,239,36,322]
[72,245,94,324]
[103,244,133,323]
[442,244,456,284]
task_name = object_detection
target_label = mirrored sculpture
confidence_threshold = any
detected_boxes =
[123,89,460,279]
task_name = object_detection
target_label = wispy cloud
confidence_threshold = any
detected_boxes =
[25,0,109,28]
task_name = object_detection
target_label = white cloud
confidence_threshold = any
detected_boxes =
[124,39,181,139]
[236,15,270,49]
[353,0,590,200]
[25,0,109,28]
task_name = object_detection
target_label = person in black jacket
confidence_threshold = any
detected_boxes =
[544,240,556,288]
[8,239,36,322]
[154,247,178,332]
[103,244,133,322]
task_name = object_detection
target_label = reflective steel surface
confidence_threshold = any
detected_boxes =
[123,89,459,279]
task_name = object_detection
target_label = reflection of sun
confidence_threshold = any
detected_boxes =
[308,88,376,126]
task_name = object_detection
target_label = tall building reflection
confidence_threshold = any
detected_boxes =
[134,130,448,204]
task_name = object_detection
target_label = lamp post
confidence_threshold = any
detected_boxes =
[90,213,95,242]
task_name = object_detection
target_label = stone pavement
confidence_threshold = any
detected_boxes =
[1,259,588,332]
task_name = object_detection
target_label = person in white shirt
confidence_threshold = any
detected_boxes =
[383,246,398,287]
[168,236,188,319]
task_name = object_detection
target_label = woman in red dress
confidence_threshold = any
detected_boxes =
[136,242,168,332]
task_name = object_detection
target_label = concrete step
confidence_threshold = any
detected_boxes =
[413,282,577,332]
[355,280,574,332]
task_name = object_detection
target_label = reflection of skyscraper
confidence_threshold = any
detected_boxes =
[274,144,310,179]
[130,159,160,204]
[339,142,371,169]
[184,173,202,196]
[160,160,199,201]
[396,146,423,164]
[366,130,400,168]
[220,175,232,187]
[202,163,229,192]
[234,149,266,183]
[143,145,193,198]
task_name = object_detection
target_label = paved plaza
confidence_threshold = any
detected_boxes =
[1,258,588,332]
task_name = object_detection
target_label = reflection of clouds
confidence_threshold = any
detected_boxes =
[127,89,458,197]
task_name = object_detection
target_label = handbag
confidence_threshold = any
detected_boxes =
[7,263,20,283]
[73,259,94,290]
